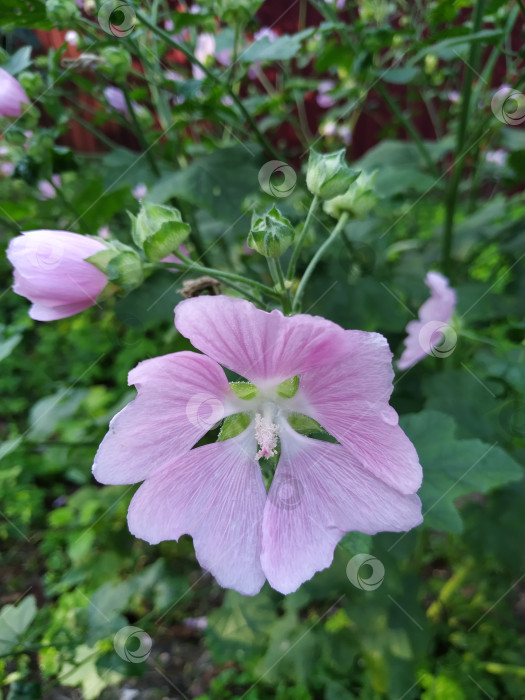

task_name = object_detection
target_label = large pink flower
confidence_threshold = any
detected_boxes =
[0,68,29,117]
[93,296,423,595]
[7,230,108,321]
[398,271,457,370]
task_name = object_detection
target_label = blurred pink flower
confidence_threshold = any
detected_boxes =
[254,27,278,42]
[164,18,174,32]
[7,230,108,321]
[38,174,61,200]
[398,271,457,370]
[448,90,460,103]
[97,225,111,239]
[65,30,79,46]
[317,80,336,109]
[1,162,14,176]
[93,296,422,595]
[486,149,507,167]
[132,183,148,200]
[0,68,29,117]
[193,34,215,79]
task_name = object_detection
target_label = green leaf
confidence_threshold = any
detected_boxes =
[2,46,32,75]
[0,596,37,655]
[218,413,251,441]
[230,382,258,400]
[380,67,420,84]
[277,375,299,398]
[147,146,262,223]
[401,411,523,532]
[27,389,88,442]
[410,29,504,64]
[0,0,52,29]
[0,325,22,362]
[339,532,373,557]
[239,29,314,62]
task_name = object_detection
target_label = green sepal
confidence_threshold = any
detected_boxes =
[85,249,118,275]
[142,221,191,262]
[130,202,191,262]
[287,412,324,434]
[276,375,299,398]
[106,251,144,291]
[306,148,360,200]
[218,413,252,441]
[230,382,259,400]
[247,205,295,258]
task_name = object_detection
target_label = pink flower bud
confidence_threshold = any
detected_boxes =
[7,229,108,321]
[0,68,29,117]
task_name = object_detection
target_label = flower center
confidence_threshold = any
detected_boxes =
[254,406,279,461]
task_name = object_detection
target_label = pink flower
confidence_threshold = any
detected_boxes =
[103,86,140,117]
[37,174,61,200]
[317,80,336,109]
[398,271,457,370]
[485,149,507,167]
[0,68,29,117]
[132,183,148,200]
[193,33,215,79]
[93,296,422,595]
[65,30,79,46]
[254,27,278,42]
[1,162,14,176]
[7,230,108,321]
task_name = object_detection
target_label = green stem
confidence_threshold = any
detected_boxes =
[267,258,292,314]
[133,7,279,159]
[293,212,349,312]
[376,83,439,177]
[158,257,281,300]
[442,0,486,276]
[287,194,320,280]
[120,83,161,177]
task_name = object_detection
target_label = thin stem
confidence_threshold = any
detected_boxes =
[442,0,486,276]
[287,194,320,280]
[158,257,281,299]
[120,83,161,177]
[133,7,279,159]
[267,258,292,314]
[376,83,439,176]
[293,212,349,312]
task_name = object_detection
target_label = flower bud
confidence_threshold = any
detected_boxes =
[99,47,132,83]
[45,0,81,26]
[130,202,191,263]
[6,230,109,321]
[306,148,360,200]
[247,205,295,258]
[0,68,29,118]
[324,170,378,219]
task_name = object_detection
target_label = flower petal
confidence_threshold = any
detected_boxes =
[128,430,267,596]
[291,330,422,494]
[174,295,347,385]
[93,352,237,485]
[398,271,456,370]
[261,425,422,594]
[29,301,93,321]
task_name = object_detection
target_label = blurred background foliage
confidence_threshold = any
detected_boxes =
[1,0,525,698]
